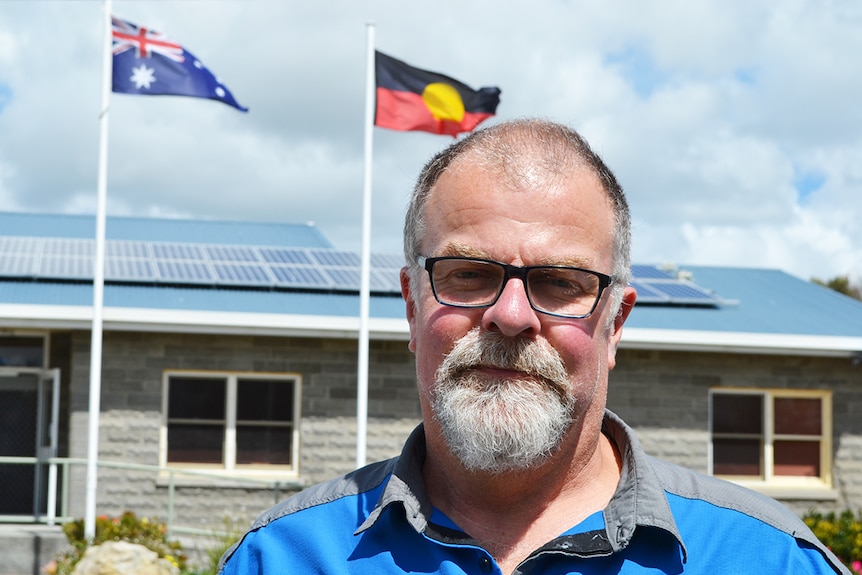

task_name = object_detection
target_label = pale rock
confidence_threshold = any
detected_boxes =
[71,541,179,575]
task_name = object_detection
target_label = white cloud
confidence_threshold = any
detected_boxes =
[0,0,859,284]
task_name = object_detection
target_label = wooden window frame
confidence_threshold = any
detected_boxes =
[160,370,302,477]
[709,388,833,497]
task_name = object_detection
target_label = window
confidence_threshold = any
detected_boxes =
[162,371,300,475]
[0,336,45,368]
[710,389,832,492]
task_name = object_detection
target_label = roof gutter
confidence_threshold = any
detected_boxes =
[621,327,862,358]
[1,304,860,357]
[0,304,411,341]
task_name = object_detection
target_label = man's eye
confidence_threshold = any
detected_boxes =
[531,270,595,299]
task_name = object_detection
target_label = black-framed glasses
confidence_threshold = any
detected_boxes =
[418,255,613,319]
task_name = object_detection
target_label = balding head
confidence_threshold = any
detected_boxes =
[403,118,631,316]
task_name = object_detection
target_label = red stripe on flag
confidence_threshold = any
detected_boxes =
[375,88,437,132]
[375,88,495,137]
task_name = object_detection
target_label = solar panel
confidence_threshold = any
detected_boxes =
[206,245,259,262]
[631,264,675,280]
[628,280,670,303]
[0,236,39,254]
[152,243,203,260]
[324,267,396,291]
[372,269,402,292]
[270,265,331,287]
[106,258,155,281]
[371,253,405,268]
[213,263,273,285]
[259,247,314,265]
[309,250,360,267]
[324,267,362,289]
[106,241,149,258]
[42,238,92,257]
[0,253,37,276]
[649,281,717,302]
[156,260,214,283]
[40,256,92,278]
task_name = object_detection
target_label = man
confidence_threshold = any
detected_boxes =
[219,119,849,574]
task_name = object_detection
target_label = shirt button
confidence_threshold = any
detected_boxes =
[478,556,493,573]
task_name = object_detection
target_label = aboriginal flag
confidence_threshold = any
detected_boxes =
[375,51,501,136]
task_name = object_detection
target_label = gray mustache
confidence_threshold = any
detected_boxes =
[438,328,569,391]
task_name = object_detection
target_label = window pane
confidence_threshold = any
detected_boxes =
[236,425,292,465]
[236,379,293,422]
[168,424,223,463]
[774,440,820,476]
[0,336,43,367]
[713,438,761,476]
[774,398,821,436]
[169,377,225,420]
[712,394,763,434]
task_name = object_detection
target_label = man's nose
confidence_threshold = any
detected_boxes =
[480,277,542,337]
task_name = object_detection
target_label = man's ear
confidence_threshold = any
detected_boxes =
[400,267,418,353]
[607,286,637,370]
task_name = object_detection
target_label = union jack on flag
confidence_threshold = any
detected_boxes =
[112,18,185,62]
[111,16,247,112]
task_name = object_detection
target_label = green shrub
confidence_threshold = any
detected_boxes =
[803,509,862,573]
[44,511,187,575]
[185,518,245,575]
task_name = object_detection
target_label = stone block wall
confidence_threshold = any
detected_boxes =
[608,348,862,515]
[58,331,862,530]
[64,330,421,530]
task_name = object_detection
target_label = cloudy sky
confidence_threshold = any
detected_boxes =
[1,0,860,283]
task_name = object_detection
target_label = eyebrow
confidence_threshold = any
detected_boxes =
[436,243,597,270]
[438,243,490,259]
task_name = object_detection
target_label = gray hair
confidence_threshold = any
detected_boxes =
[403,118,631,321]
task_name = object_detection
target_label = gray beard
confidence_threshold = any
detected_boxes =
[431,328,575,473]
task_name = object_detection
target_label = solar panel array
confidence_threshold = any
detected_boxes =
[629,264,721,306]
[0,236,405,293]
[0,236,724,306]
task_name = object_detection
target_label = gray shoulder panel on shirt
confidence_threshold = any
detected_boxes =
[648,455,808,536]
[248,455,399,531]
[649,457,850,573]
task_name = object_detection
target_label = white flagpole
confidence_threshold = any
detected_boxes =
[85,0,112,540]
[356,22,375,468]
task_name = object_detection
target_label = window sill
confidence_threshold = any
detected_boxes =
[727,481,838,501]
[155,469,307,491]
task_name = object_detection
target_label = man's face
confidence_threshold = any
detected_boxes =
[401,154,633,472]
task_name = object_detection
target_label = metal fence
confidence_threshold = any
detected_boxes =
[0,455,297,539]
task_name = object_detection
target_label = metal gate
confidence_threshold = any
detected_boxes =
[0,368,59,520]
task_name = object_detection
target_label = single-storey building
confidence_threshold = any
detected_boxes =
[0,211,860,544]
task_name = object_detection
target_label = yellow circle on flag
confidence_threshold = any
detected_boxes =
[422,82,465,121]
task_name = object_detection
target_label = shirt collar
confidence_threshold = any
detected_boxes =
[355,424,432,535]
[356,411,686,561]
[601,410,687,560]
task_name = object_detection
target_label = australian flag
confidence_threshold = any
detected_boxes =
[111,16,248,112]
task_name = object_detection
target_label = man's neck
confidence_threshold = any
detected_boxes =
[422,426,622,574]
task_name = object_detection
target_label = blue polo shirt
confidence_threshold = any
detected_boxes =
[218,411,849,574]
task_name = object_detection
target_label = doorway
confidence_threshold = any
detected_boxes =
[0,335,59,520]
[0,369,59,519]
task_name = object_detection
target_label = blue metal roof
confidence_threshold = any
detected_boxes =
[0,212,860,341]
[2,264,861,339]
[0,211,332,248]
[625,265,862,337]
[0,281,407,318]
